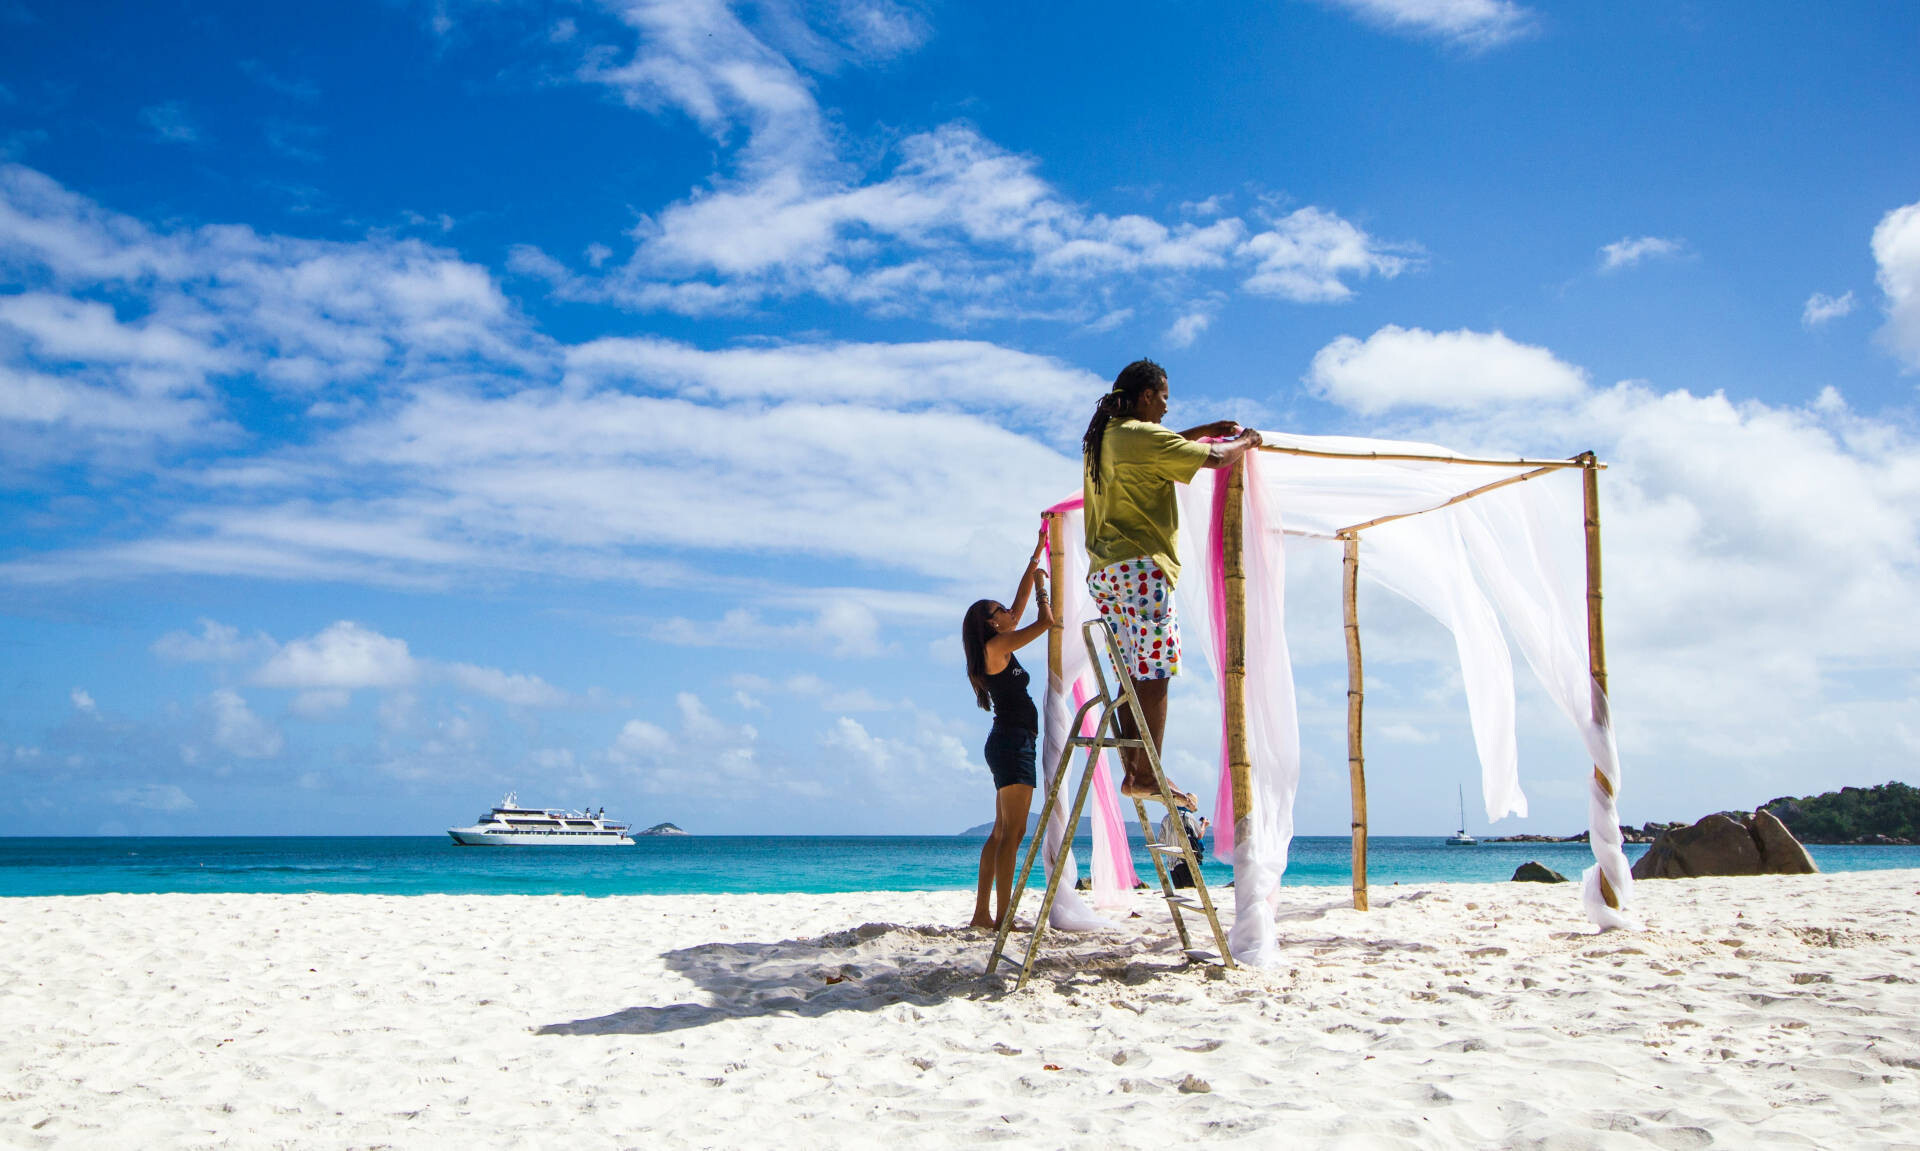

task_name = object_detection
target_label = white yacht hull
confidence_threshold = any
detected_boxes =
[447,828,635,846]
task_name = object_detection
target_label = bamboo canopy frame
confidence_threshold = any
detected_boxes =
[1048,445,1615,916]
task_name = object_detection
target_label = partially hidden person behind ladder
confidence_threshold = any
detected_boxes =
[961,529,1056,929]
[1081,357,1261,810]
[1157,809,1210,888]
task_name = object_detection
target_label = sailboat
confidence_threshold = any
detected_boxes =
[1445,784,1477,846]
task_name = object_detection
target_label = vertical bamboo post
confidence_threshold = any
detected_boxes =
[1578,452,1619,910]
[1043,511,1067,865]
[1342,532,1368,911]
[1221,462,1252,841]
[1045,512,1066,683]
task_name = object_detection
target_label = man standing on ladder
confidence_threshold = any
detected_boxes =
[1079,359,1262,810]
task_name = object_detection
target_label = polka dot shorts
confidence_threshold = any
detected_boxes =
[1087,557,1181,681]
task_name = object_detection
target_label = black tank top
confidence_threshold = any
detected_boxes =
[982,653,1038,733]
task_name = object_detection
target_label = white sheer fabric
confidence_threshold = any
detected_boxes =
[1037,506,1120,931]
[1364,509,1526,822]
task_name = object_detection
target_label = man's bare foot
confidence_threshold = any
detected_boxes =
[1120,777,1199,810]
[968,915,996,930]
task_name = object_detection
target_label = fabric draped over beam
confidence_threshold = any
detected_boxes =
[1039,431,1635,958]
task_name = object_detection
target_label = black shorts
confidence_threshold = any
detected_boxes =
[984,726,1037,791]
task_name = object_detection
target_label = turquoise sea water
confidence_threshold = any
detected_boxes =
[1,836,1914,897]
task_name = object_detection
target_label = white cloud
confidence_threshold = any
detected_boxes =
[609,718,672,761]
[1165,308,1213,349]
[243,621,568,709]
[1319,0,1534,49]
[1308,325,1588,414]
[820,714,893,772]
[139,101,203,144]
[0,164,546,463]
[1239,207,1414,302]
[538,7,1408,324]
[818,709,983,798]
[441,663,569,708]
[1871,198,1920,371]
[290,689,350,718]
[730,672,892,711]
[208,688,284,759]
[599,691,802,797]
[152,618,277,663]
[564,334,1102,426]
[70,688,95,712]
[655,600,885,658]
[1378,722,1440,744]
[1598,235,1684,272]
[1802,290,1856,328]
[255,621,418,690]
[110,783,196,812]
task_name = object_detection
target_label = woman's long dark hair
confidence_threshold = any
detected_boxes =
[961,599,999,711]
[1082,358,1166,493]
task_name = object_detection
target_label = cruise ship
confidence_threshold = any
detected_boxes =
[447,793,635,846]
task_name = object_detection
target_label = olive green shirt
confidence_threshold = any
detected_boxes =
[1084,419,1213,586]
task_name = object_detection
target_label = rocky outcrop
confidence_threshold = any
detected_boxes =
[638,822,689,836]
[1747,809,1817,873]
[1511,861,1568,883]
[1484,822,1686,845]
[1630,811,1819,879]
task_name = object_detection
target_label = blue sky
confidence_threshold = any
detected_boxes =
[2,0,1917,837]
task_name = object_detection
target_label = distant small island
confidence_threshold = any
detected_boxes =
[636,822,688,836]
[959,815,1147,840]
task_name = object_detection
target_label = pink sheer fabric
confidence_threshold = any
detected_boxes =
[1205,454,1238,858]
[1072,681,1142,908]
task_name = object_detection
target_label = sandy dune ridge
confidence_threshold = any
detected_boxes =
[2,869,1917,1148]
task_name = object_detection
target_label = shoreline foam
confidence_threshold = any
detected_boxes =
[4,871,1916,1147]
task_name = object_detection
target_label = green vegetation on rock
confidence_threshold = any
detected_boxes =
[1759,781,1919,844]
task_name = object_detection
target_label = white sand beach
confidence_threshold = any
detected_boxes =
[3,870,1917,1149]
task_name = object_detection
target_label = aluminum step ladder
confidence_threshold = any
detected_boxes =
[986,618,1234,990]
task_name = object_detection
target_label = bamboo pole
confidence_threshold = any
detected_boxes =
[1046,511,1066,692]
[1342,533,1368,911]
[1578,452,1620,911]
[1222,461,1252,838]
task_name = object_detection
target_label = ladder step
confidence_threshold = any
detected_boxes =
[1182,949,1221,963]
[1066,737,1145,749]
[1144,842,1191,853]
[1162,895,1202,910]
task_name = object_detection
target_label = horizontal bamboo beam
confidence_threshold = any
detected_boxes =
[1333,464,1564,537]
[1258,444,1604,470]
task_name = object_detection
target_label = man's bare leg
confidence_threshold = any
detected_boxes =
[1114,677,1196,808]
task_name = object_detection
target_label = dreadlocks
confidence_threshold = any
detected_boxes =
[1082,358,1167,494]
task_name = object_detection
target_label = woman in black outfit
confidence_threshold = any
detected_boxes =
[962,531,1055,929]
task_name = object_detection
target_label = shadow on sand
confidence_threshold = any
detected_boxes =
[535,921,1205,1038]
